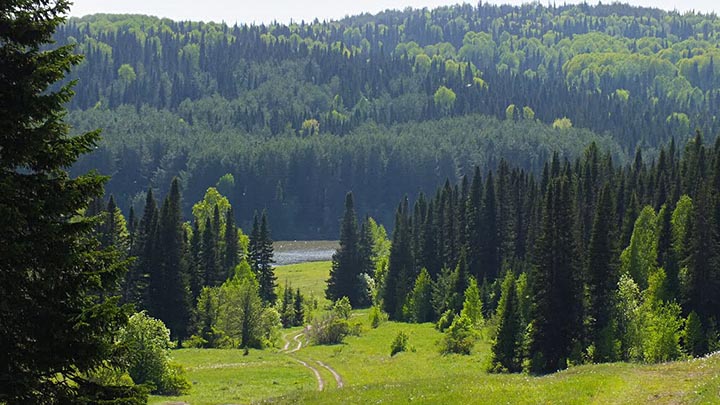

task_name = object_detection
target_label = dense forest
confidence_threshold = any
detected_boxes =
[57,3,720,237]
[328,133,720,372]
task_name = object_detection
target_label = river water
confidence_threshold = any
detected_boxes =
[273,240,338,266]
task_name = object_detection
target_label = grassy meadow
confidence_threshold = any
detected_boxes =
[151,260,720,405]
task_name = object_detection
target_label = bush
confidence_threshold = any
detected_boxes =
[117,312,190,395]
[369,305,385,328]
[391,331,409,356]
[309,313,350,345]
[436,310,455,332]
[333,296,352,319]
[440,315,477,355]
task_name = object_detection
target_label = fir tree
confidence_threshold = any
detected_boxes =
[490,271,522,372]
[201,217,221,287]
[585,184,617,362]
[326,192,364,306]
[528,177,582,374]
[224,206,239,277]
[153,178,192,342]
[382,199,414,320]
[293,288,305,326]
[256,211,277,304]
[0,1,144,400]
[481,171,500,280]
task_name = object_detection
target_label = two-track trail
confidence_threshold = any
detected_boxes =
[279,327,344,391]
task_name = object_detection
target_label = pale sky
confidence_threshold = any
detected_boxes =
[69,0,718,25]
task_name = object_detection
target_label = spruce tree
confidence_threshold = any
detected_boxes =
[466,166,483,280]
[0,1,143,400]
[382,199,414,320]
[528,177,582,374]
[224,206,239,277]
[256,211,277,304]
[293,288,305,326]
[490,271,522,372]
[585,184,617,362]
[201,217,220,287]
[481,171,500,280]
[153,178,192,342]
[326,192,363,305]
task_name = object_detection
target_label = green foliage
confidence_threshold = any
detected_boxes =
[433,85,456,113]
[440,315,477,355]
[117,312,190,395]
[369,305,386,329]
[490,272,522,372]
[683,311,706,357]
[620,206,658,289]
[404,268,434,323]
[0,1,144,402]
[333,296,353,320]
[192,187,231,234]
[390,331,409,356]
[460,277,484,327]
[216,277,277,349]
[309,312,351,345]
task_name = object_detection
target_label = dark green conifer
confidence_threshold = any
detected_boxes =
[490,271,522,372]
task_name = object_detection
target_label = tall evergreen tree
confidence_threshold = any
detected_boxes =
[490,271,522,372]
[152,178,192,341]
[0,1,143,400]
[481,171,500,280]
[201,216,221,287]
[585,184,617,362]
[223,206,239,277]
[466,166,483,280]
[382,199,414,320]
[528,177,582,374]
[326,192,363,305]
[255,211,277,304]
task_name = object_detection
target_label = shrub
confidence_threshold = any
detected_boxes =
[436,310,455,332]
[369,305,385,328]
[309,313,350,345]
[117,312,190,395]
[440,315,477,355]
[333,296,352,319]
[391,331,409,356]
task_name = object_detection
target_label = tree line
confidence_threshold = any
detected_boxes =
[89,175,282,345]
[328,135,720,372]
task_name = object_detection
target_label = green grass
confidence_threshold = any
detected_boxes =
[150,261,720,404]
[148,348,315,405]
[274,261,331,306]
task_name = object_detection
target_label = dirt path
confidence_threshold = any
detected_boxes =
[316,360,344,388]
[294,358,324,391]
[288,332,304,353]
[281,327,344,391]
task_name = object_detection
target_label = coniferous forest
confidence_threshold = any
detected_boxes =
[4,0,720,403]
[57,2,720,238]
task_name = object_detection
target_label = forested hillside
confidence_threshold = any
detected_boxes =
[58,3,720,237]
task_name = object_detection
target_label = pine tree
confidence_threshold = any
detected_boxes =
[528,177,582,374]
[466,166,483,280]
[490,271,522,372]
[481,171,500,280]
[585,184,617,362]
[201,217,221,287]
[293,288,305,326]
[382,199,414,320]
[223,206,239,277]
[0,1,143,400]
[153,178,192,342]
[326,192,363,305]
[125,188,158,306]
[256,211,277,304]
